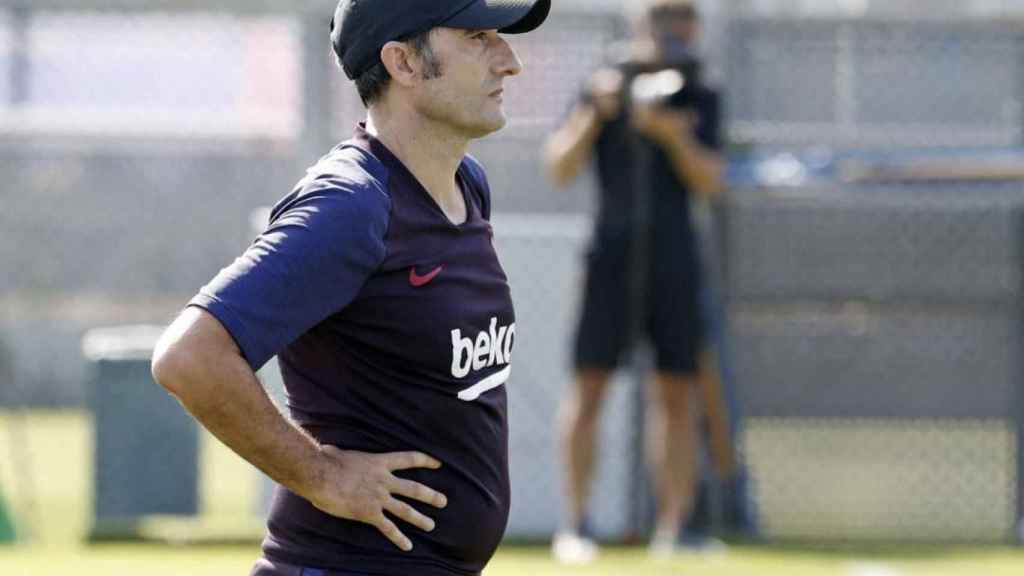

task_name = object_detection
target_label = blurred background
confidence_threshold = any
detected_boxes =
[4,0,1024,573]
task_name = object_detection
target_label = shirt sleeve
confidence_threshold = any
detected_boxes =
[188,173,391,371]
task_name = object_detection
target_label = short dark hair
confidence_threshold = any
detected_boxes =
[353,29,440,107]
[650,0,698,21]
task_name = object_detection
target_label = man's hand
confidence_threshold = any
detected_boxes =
[632,103,696,147]
[588,68,624,121]
[307,447,448,552]
[630,103,723,197]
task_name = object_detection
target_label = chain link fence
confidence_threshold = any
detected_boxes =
[726,17,1023,149]
[3,0,1024,544]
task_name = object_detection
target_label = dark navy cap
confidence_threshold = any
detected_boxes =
[331,0,552,80]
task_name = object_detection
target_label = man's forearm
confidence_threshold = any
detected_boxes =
[664,132,723,199]
[152,311,326,500]
[177,358,325,496]
[544,104,603,188]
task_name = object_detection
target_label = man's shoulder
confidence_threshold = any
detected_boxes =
[270,145,393,224]
[308,143,392,196]
[300,143,392,202]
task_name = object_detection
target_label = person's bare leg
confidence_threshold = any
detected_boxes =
[648,371,700,544]
[697,348,737,480]
[559,368,612,531]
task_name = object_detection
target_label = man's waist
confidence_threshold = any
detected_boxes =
[264,479,508,575]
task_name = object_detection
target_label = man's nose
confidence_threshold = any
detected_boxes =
[493,36,523,77]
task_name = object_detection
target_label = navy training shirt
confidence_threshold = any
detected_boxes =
[189,124,516,576]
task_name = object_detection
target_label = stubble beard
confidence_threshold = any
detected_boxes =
[419,83,506,140]
[416,51,507,139]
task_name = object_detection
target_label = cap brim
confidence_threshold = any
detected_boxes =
[444,0,551,35]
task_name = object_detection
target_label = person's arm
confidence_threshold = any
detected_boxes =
[152,307,447,552]
[543,102,604,189]
[661,115,724,198]
[544,68,623,188]
[633,105,724,199]
[152,176,447,552]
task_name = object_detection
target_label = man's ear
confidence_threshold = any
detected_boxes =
[380,41,419,88]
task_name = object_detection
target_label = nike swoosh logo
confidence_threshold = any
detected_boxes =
[457,365,511,401]
[409,265,443,287]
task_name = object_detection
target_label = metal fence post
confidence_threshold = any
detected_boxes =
[300,9,338,166]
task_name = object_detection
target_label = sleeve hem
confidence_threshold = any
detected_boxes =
[187,293,268,371]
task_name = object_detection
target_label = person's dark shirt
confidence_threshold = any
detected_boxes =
[587,62,722,269]
[189,124,516,576]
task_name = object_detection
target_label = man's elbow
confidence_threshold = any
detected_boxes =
[151,325,213,405]
[151,338,191,400]
[151,307,241,407]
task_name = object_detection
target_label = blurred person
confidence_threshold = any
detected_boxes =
[150,1,549,575]
[544,0,732,562]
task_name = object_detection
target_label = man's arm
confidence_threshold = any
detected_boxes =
[543,102,604,188]
[633,105,724,199]
[543,68,623,188]
[151,307,447,552]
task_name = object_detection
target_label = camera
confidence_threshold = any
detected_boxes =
[625,56,703,109]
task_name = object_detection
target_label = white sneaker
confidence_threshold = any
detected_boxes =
[552,530,599,565]
[649,532,728,560]
[648,530,677,560]
[689,536,728,557]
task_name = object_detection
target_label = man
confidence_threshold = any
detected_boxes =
[150,1,550,575]
[544,0,725,561]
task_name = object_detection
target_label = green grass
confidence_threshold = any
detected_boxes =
[2,410,1024,575]
[4,542,1024,576]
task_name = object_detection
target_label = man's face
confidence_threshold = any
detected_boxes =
[411,27,523,139]
[653,13,700,57]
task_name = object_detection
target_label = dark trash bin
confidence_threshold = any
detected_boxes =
[82,325,198,540]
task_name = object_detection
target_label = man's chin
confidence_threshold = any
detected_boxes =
[463,115,507,139]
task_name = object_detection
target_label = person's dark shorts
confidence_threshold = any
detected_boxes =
[573,238,705,375]
[250,558,372,576]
